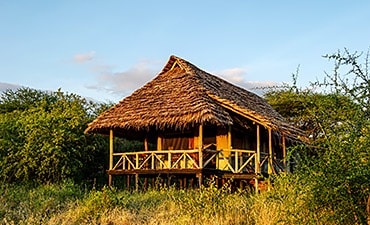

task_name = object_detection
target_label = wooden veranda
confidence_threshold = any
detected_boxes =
[107,124,288,191]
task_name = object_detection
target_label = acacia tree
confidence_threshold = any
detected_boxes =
[321,48,370,116]
[264,49,370,224]
[0,88,109,183]
[264,85,360,144]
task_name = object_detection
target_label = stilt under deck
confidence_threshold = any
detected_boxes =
[107,168,258,191]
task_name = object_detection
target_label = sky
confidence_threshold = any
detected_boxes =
[1,1,370,103]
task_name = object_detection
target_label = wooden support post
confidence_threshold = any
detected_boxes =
[144,137,149,169]
[167,174,171,187]
[268,128,273,192]
[156,136,162,170]
[256,125,261,174]
[198,173,203,188]
[135,173,139,191]
[199,124,203,168]
[228,125,232,150]
[144,137,148,151]
[282,133,287,173]
[127,175,131,190]
[109,129,114,186]
[227,124,238,173]
[108,175,112,187]
[268,128,273,175]
[157,135,162,150]
[144,178,148,190]
[198,125,203,186]
[254,177,259,194]
[179,177,183,189]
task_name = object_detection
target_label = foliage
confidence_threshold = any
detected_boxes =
[264,48,370,224]
[264,73,362,143]
[0,88,109,184]
[0,88,57,113]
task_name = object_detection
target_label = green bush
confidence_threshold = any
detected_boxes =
[0,88,109,184]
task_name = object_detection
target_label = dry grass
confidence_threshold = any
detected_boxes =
[1,180,343,225]
[46,183,254,225]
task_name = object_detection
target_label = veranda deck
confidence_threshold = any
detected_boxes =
[107,148,284,191]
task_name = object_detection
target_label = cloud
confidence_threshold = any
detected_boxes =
[214,67,283,96]
[241,81,283,95]
[84,58,283,99]
[217,67,247,83]
[86,60,158,96]
[0,82,22,93]
[73,51,96,63]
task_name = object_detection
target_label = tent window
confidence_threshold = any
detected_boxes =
[203,126,216,149]
[163,137,192,150]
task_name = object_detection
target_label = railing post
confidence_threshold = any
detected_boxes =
[136,153,139,169]
[151,152,155,169]
[235,150,239,172]
[123,154,126,170]
[168,152,171,168]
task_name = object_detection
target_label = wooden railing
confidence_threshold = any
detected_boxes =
[204,149,257,173]
[260,152,285,174]
[112,150,200,170]
[111,149,275,174]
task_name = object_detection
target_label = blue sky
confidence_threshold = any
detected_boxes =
[1,1,370,102]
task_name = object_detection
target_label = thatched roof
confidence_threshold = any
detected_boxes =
[85,55,304,140]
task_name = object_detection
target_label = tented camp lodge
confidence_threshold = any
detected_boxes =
[85,55,305,191]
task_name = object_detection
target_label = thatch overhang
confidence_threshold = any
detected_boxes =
[85,55,305,141]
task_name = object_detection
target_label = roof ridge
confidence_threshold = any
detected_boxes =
[160,55,200,75]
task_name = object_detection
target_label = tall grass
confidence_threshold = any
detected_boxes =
[0,181,84,224]
[48,181,254,225]
[1,178,351,225]
[1,181,254,225]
